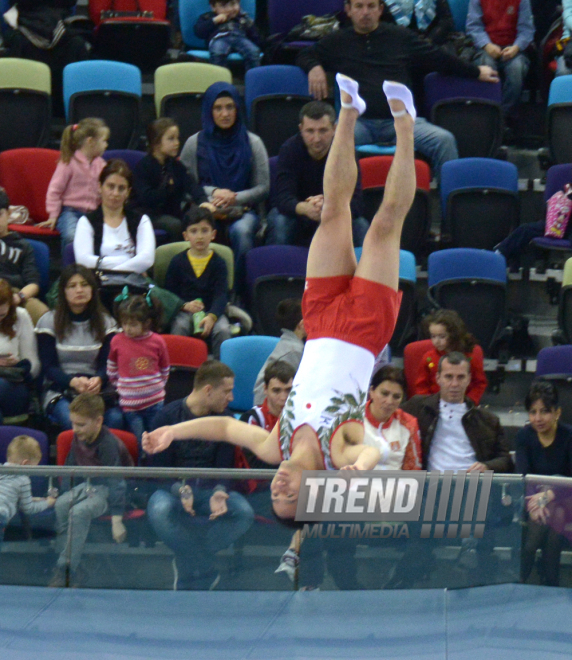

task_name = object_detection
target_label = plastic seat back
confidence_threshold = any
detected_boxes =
[220,335,280,411]
[250,94,311,157]
[253,275,306,336]
[245,245,308,303]
[245,65,308,118]
[0,426,48,464]
[154,62,232,115]
[547,76,572,164]
[103,149,146,171]
[428,248,507,288]
[57,429,139,465]
[0,59,51,150]
[0,148,60,224]
[63,61,142,149]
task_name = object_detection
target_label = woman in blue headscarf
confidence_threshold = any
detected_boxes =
[181,82,269,295]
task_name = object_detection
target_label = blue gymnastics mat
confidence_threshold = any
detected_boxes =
[0,584,571,659]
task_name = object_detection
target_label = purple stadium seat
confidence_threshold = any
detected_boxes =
[536,346,572,377]
[0,426,49,464]
[245,245,308,300]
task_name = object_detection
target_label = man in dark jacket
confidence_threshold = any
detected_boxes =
[265,101,369,247]
[401,351,512,472]
[146,360,254,590]
[49,393,127,587]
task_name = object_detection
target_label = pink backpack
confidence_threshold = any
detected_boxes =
[545,184,572,239]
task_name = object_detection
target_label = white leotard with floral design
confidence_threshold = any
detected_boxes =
[278,337,374,470]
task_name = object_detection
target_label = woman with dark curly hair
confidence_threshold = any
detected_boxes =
[413,308,488,404]
[35,264,122,430]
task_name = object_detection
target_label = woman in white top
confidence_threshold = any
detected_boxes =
[73,159,156,276]
[363,365,422,470]
[0,278,39,422]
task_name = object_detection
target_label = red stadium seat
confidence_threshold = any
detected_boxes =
[0,148,60,238]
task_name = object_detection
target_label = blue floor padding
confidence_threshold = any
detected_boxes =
[0,584,571,659]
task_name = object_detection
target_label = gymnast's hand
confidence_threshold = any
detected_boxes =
[142,426,175,454]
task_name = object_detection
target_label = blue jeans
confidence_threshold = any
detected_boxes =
[355,117,457,179]
[50,397,124,431]
[57,207,84,250]
[228,211,260,296]
[124,402,164,451]
[265,208,369,247]
[475,50,530,114]
[147,488,254,588]
[209,34,260,71]
[0,378,29,423]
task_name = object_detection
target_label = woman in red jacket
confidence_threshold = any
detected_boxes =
[413,309,488,404]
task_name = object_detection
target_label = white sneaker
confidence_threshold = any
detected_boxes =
[275,548,299,582]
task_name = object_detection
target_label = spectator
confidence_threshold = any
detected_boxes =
[107,292,170,452]
[0,279,39,424]
[194,0,261,70]
[252,298,305,406]
[3,0,89,117]
[556,0,572,76]
[382,0,455,46]
[73,159,155,277]
[36,264,121,430]
[297,0,499,177]
[132,118,217,244]
[0,435,56,545]
[413,309,488,405]
[180,82,269,296]
[466,0,535,116]
[0,188,48,325]
[49,393,127,588]
[266,101,369,247]
[165,206,230,358]
[42,118,109,249]
[146,360,254,590]
[516,381,572,586]
[239,360,295,472]
[402,352,511,472]
[365,365,422,469]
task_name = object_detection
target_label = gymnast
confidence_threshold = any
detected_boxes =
[143,74,417,520]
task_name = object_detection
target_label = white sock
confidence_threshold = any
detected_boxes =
[336,73,366,116]
[382,81,417,121]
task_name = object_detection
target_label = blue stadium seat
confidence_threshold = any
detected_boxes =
[447,0,470,31]
[180,0,256,60]
[535,345,572,424]
[245,65,310,156]
[424,72,503,159]
[220,335,279,412]
[63,61,142,150]
[428,248,509,356]
[440,158,519,249]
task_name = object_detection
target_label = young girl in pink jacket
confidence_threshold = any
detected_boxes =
[42,118,110,249]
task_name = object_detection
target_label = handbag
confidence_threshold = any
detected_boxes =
[211,206,249,224]
[0,366,25,383]
[287,13,340,41]
[95,260,150,294]
[100,0,153,20]
[63,383,119,407]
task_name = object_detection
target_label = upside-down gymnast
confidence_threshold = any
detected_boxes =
[143,74,417,520]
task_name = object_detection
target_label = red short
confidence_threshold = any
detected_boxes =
[302,275,402,356]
